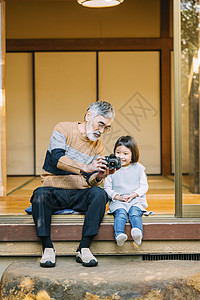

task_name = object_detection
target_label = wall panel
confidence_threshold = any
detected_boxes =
[35,52,96,174]
[99,51,160,174]
[6,53,34,175]
[6,0,160,39]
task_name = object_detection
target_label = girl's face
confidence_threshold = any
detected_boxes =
[115,145,132,167]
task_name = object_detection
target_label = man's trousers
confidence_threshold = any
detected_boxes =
[30,186,108,238]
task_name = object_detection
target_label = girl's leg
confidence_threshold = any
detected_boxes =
[128,206,143,245]
[128,206,143,234]
[113,208,127,239]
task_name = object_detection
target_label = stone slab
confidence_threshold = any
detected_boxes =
[1,259,200,299]
[1,240,200,256]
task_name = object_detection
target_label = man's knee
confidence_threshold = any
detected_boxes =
[90,186,108,204]
[31,187,51,205]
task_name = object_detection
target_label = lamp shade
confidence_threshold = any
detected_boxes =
[77,0,124,8]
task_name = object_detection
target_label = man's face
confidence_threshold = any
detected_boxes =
[86,113,112,141]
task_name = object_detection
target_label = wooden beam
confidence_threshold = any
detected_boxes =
[160,0,170,38]
[0,223,199,242]
[6,38,173,52]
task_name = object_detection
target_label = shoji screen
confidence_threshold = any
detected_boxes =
[6,53,34,175]
[99,51,160,174]
[35,52,96,174]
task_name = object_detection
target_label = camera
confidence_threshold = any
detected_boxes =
[105,154,121,170]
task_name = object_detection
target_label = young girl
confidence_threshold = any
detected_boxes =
[104,136,148,247]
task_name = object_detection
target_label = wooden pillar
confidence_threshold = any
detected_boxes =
[161,0,171,175]
[0,0,6,196]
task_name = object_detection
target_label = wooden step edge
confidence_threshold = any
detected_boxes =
[0,222,199,242]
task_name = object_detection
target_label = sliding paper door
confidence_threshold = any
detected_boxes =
[35,52,96,174]
[99,51,160,174]
[6,53,34,175]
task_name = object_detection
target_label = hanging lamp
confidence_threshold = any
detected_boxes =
[77,0,124,8]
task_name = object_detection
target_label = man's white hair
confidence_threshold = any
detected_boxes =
[85,101,115,120]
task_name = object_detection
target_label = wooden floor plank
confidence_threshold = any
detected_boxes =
[1,175,198,215]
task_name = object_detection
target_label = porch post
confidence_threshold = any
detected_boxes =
[0,0,6,196]
[174,0,182,217]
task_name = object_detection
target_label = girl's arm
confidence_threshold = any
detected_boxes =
[122,170,148,202]
[104,176,118,200]
[134,170,148,196]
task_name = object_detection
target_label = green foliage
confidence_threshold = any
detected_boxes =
[181,0,199,54]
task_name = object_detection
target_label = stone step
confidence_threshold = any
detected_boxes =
[1,259,200,299]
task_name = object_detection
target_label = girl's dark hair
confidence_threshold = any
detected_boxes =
[114,135,139,163]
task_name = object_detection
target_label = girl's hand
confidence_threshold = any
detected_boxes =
[122,192,139,203]
[113,194,125,201]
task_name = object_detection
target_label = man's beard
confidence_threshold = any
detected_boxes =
[86,118,101,141]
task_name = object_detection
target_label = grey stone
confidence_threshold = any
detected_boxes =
[1,258,200,299]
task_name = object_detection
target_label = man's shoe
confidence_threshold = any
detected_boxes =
[76,248,98,267]
[116,233,128,246]
[40,248,56,268]
[131,228,142,245]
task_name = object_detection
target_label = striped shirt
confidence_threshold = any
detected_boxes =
[41,121,105,189]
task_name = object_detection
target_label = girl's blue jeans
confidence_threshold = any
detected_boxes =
[113,206,143,239]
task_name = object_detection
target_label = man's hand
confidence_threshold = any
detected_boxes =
[82,156,116,181]
[96,166,116,181]
[82,156,107,173]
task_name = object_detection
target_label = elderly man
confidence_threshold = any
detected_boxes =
[30,101,115,268]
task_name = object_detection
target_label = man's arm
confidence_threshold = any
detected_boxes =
[49,130,84,174]
[49,129,108,176]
